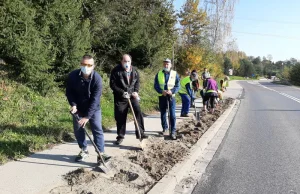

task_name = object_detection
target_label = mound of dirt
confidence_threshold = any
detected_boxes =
[128,137,189,181]
[176,98,234,146]
[50,157,154,194]
[112,169,139,182]
[63,168,97,187]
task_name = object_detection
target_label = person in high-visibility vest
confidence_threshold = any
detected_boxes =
[178,72,198,117]
[154,58,180,140]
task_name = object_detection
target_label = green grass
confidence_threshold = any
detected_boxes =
[272,80,291,86]
[229,76,258,81]
[0,70,158,164]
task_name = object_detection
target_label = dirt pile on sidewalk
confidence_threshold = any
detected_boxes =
[50,98,234,194]
[128,137,189,181]
[176,98,234,147]
[50,157,154,194]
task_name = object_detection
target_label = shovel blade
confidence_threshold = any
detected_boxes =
[97,160,112,174]
[139,139,147,150]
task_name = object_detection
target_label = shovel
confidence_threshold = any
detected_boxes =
[166,96,172,136]
[71,112,111,173]
[193,99,201,127]
[127,98,147,150]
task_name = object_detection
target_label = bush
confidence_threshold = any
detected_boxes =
[290,64,300,85]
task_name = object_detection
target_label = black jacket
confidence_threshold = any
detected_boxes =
[66,69,102,119]
[109,64,140,98]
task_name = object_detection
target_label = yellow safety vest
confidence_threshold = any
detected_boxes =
[179,76,192,94]
[157,70,177,96]
[206,89,217,93]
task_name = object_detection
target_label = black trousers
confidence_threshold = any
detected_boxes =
[114,96,145,140]
[203,92,218,109]
[200,90,217,109]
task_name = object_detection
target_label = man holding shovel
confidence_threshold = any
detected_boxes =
[178,72,198,117]
[66,55,111,163]
[110,54,148,145]
[154,58,180,140]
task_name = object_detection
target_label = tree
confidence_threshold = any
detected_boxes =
[267,54,273,61]
[238,58,255,77]
[290,64,300,85]
[223,57,232,75]
[85,0,177,72]
[203,0,239,50]
[281,66,290,81]
[0,0,91,94]
[252,57,262,75]
[224,50,246,70]
[178,0,209,45]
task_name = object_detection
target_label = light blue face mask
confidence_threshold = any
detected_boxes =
[81,66,93,75]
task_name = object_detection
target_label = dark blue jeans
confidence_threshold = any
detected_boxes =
[158,96,176,135]
[72,110,105,153]
[180,94,190,115]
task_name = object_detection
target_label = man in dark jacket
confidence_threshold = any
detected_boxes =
[66,55,111,163]
[110,54,147,145]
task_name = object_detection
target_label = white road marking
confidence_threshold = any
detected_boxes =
[247,81,300,104]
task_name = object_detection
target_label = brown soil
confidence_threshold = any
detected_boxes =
[49,98,234,194]
[128,137,189,181]
[50,157,154,194]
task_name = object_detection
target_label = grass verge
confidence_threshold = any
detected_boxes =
[229,76,258,80]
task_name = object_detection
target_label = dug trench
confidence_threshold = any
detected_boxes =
[49,98,234,194]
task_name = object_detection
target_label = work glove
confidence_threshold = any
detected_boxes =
[132,92,139,98]
[70,106,77,114]
[122,92,130,99]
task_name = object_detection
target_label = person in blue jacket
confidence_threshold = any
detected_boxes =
[154,58,180,140]
[178,72,198,117]
[66,55,111,163]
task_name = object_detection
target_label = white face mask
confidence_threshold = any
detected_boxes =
[123,62,131,71]
[163,67,171,72]
[81,66,93,75]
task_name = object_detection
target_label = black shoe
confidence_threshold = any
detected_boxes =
[170,134,177,140]
[136,134,148,139]
[180,114,189,117]
[97,153,111,164]
[75,150,89,162]
[142,134,148,139]
[115,139,123,145]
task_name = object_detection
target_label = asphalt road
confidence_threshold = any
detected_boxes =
[192,81,300,194]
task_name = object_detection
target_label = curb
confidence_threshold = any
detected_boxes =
[147,99,239,194]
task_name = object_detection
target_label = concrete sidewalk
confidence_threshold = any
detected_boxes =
[0,81,242,194]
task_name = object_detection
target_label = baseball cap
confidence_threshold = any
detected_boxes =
[163,58,171,63]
